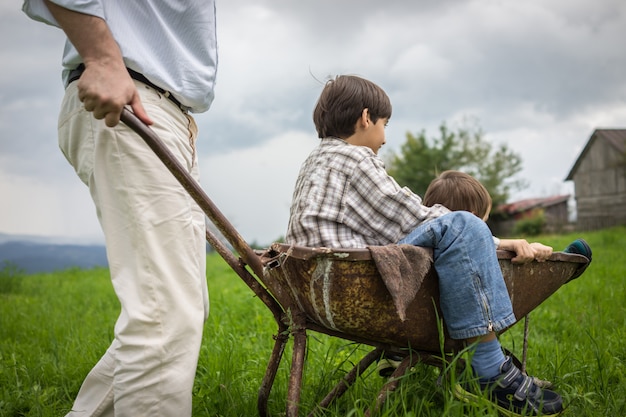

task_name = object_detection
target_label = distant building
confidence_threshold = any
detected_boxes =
[489,195,571,236]
[565,129,626,231]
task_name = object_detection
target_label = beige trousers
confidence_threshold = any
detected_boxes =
[59,81,209,417]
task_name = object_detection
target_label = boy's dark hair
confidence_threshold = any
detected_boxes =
[313,75,392,139]
[423,170,492,219]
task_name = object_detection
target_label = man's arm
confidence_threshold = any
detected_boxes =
[43,0,152,127]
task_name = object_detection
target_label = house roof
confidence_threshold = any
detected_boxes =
[565,129,626,180]
[497,194,570,215]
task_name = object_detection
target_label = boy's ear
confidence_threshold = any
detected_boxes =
[359,108,370,126]
[353,108,370,134]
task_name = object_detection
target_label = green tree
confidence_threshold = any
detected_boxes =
[385,122,526,207]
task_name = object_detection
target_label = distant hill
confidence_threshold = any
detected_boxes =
[0,237,108,274]
[0,232,217,275]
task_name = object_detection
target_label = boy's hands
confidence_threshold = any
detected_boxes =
[498,239,553,263]
[529,242,553,261]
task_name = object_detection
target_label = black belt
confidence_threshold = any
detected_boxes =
[67,64,187,112]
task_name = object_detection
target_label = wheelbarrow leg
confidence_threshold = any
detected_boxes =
[286,319,307,417]
[258,325,290,417]
[307,348,383,417]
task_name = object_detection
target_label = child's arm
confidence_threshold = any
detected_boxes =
[497,239,553,263]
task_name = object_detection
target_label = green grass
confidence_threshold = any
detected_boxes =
[1,226,624,416]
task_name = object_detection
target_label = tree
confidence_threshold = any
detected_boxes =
[385,122,526,207]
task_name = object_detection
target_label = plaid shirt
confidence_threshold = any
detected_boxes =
[286,137,450,248]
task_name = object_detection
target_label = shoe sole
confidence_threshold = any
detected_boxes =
[453,383,563,417]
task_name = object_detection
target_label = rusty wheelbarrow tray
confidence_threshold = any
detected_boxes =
[120,109,590,417]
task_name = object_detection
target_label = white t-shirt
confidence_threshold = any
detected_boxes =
[22,0,218,113]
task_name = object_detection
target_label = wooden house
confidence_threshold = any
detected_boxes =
[489,195,571,236]
[565,129,626,231]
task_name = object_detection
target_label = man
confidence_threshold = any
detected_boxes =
[22,1,218,415]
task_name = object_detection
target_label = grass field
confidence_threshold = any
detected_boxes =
[1,226,624,416]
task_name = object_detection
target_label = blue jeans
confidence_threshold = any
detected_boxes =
[398,211,516,340]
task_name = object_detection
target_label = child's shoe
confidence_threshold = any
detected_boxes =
[454,356,564,416]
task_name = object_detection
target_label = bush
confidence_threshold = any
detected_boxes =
[513,212,545,236]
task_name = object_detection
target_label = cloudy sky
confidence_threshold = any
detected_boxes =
[1,0,625,246]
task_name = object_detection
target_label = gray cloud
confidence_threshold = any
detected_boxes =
[1,0,625,244]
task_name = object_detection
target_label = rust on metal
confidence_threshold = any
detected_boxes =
[262,244,589,353]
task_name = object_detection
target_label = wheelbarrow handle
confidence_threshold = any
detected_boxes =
[119,108,265,279]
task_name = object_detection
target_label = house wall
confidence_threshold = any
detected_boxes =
[488,219,514,237]
[544,202,569,233]
[573,137,626,230]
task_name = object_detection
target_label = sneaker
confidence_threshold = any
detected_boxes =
[376,353,404,377]
[454,356,563,416]
[563,238,592,281]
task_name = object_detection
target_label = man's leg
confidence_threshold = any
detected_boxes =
[59,81,208,417]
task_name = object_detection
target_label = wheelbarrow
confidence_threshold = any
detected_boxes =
[120,109,591,417]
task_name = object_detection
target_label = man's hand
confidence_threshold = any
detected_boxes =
[44,0,153,127]
[77,61,152,127]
